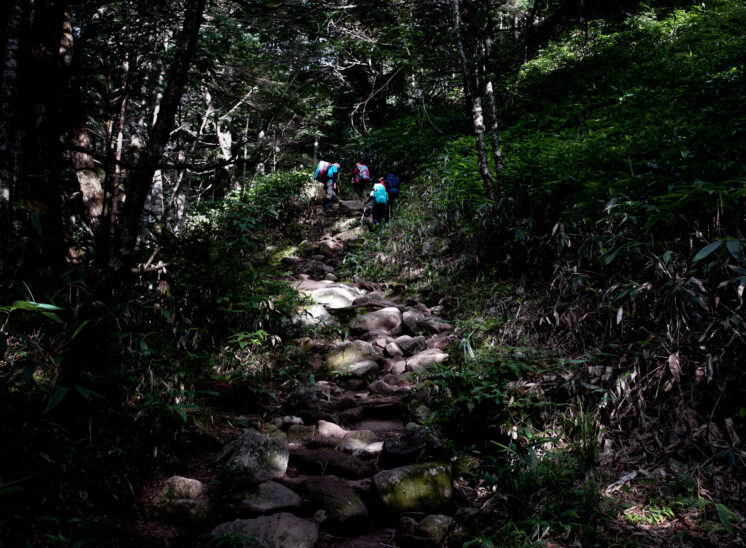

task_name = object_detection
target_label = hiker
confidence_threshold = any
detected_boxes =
[365,177,389,226]
[314,160,340,210]
[351,162,371,198]
[383,172,400,218]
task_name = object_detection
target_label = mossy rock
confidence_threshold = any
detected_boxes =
[373,462,453,513]
[326,340,382,372]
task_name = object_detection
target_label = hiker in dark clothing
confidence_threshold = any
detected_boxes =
[383,172,400,219]
[323,162,340,210]
[365,177,389,225]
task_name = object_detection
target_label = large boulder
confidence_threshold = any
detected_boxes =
[291,304,339,331]
[215,429,289,483]
[242,482,303,514]
[326,340,383,372]
[308,285,362,310]
[405,348,448,372]
[212,513,318,548]
[373,463,453,513]
[304,476,369,534]
[161,476,205,500]
[349,307,402,334]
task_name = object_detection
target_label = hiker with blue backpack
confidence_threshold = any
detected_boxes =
[351,162,371,198]
[314,160,340,210]
[364,177,389,226]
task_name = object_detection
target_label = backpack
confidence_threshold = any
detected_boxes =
[373,182,388,204]
[358,164,370,181]
[385,173,400,194]
[313,161,330,182]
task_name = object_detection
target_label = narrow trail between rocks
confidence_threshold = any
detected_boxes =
[156,200,462,547]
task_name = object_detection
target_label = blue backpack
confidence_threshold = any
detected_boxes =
[373,182,388,204]
[385,173,400,195]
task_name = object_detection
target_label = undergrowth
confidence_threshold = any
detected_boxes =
[344,1,746,543]
[0,170,313,544]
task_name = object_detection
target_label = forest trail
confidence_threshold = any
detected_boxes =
[153,199,464,547]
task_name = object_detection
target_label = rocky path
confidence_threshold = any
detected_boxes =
[158,201,463,547]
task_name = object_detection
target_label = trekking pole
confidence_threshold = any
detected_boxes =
[360,205,368,227]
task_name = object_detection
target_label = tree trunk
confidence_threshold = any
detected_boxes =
[0,0,26,237]
[70,127,104,229]
[115,0,206,269]
[452,0,496,201]
[482,4,504,198]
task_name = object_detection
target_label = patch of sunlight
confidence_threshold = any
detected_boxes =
[266,244,300,266]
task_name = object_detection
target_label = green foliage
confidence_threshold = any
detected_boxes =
[0,168,311,544]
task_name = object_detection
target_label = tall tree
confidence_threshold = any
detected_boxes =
[114,0,206,269]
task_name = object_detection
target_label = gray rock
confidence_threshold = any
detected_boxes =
[339,430,378,451]
[416,514,454,541]
[373,463,453,513]
[309,285,362,309]
[212,513,318,548]
[291,304,339,330]
[349,307,402,334]
[402,310,425,334]
[381,426,444,467]
[353,441,385,457]
[389,359,406,375]
[303,260,334,275]
[395,335,427,356]
[216,429,289,483]
[162,476,205,500]
[304,476,369,534]
[326,340,383,371]
[284,389,333,423]
[339,359,379,378]
[317,420,348,439]
[319,239,343,257]
[325,273,338,281]
[385,341,404,357]
[290,448,376,479]
[242,482,302,514]
[405,348,448,372]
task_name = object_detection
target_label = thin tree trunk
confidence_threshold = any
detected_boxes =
[482,3,504,197]
[0,0,26,227]
[452,0,495,200]
[115,0,206,269]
